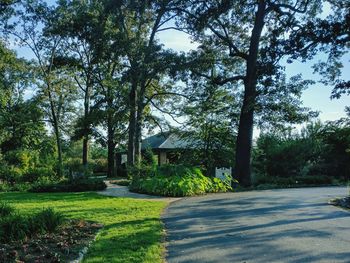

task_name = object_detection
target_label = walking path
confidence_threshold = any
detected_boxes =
[163,187,350,263]
[97,181,180,203]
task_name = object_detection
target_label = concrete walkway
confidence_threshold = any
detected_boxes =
[97,181,180,203]
[163,187,350,263]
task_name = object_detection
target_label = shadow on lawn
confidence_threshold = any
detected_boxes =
[86,218,163,262]
[1,192,165,263]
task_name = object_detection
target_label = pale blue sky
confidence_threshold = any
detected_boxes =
[159,29,349,122]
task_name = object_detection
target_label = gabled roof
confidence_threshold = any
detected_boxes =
[142,132,193,150]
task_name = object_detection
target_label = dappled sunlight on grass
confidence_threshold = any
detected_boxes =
[0,192,167,263]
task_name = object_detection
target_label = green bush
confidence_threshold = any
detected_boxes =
[0,182,11,192]
[31,208,65,233]
[23,167,55,182]
[128,163,156,178]
[0,207,65,242]
[253,174,334,188]
[0,202,15,217]
[294,175,332,185]
[129,165,232,197]
[91,158,108,173]
[0,182,31,192]
[66,158,93,178]
[0,166,24,184]
[0,214,29,242]
[30,178,107,193]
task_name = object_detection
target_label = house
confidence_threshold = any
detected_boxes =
[116,132,193,167]
[116,132,233,178]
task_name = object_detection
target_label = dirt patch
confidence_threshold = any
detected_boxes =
[0,219,103,263]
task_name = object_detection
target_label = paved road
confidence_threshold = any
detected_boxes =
[162,187,350,263]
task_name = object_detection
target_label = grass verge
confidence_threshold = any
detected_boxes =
[0,192,167,263]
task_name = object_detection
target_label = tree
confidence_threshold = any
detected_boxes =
[178,61,238,174]
[286,0,350,100]
[176,0,323,186]
[52,0,129,177]
[105,0,181,166]
[4,0,78,176]
[0,41,40,152]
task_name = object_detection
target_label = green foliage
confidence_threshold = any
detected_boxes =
[0,192,166,262]
[142,147,157,167]
[0,202,14,217]
[23,167,56,183]
[31,208,65,233]
[0,207,65,242]
[91,158,108,173]
[129,165,232,197]
[0,214,29,242]
[66,157,93,177]
[253,122,350,187]
[254,174,333,188]
[30,178,107,193]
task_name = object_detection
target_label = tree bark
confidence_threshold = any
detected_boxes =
[47,85,63,178]
[135,108,143,165]
[234,0,266,187]
[127,81,137,166]
[82,75,92,168]
[82,136,88,167]
[54,124,63,178]
[107,126,115,178]
[82,81,90,168]
[135,82,146,165]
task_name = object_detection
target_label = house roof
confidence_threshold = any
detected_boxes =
[142,132,194,150]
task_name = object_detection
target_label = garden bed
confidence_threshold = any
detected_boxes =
[0,219,103,263]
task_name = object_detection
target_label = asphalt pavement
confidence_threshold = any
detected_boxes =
[162,187,350,263]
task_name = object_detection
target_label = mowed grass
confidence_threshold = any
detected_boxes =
[0,192,167,263]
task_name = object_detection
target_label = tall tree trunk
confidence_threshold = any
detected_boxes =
[82,79,91,168]
[135,84,146,165]
[82,136,88,167]
[107,124,115,178]
[107,85,115,178]
[234,0,266,187]
[54,124,63,178]
[47,86,63,178]
[135,109,142,165]
[127,81,137,166]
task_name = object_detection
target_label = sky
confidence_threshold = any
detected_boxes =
[13,0,349,125]
[158,29,349,123]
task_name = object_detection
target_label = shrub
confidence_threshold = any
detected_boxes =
[0,214,29,242]
[294,175,332,185]
[30,178,107,193]
[2,166,24,184]
[0,182,11,192]
[91,158,108,173]
[128,163,156,178]
[23,167,55,182]
[253,174,334,188]
[31,208,65,233]
[0,208,65,242]
[66,158,93,178]
[129,165,232,197]
[0,202,15,217]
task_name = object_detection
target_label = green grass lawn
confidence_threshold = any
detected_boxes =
[0,192,167,263]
